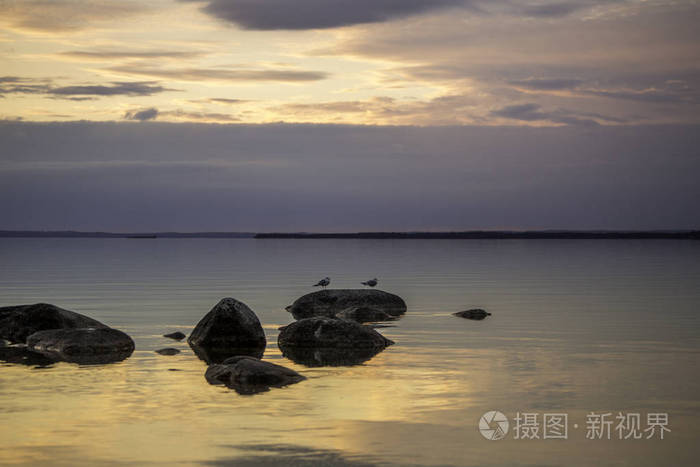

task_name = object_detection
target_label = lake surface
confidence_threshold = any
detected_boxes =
[1,238,699,467]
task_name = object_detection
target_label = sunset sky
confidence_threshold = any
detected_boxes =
[1,0,699,231]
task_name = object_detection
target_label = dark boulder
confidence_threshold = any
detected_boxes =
[453,309,491,320]
[0,303,108,344]
[278,318,393,367]
[205,356,305,394]
[163,331,186,340]
[286,289,406,320]
[278,317,394,349]
[156,348,180,356]
[188,298,266,364]
[26,327,135,364]
[334,306,395,323]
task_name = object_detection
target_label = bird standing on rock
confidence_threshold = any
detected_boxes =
[313,277,330,288]
[362,278,378,287]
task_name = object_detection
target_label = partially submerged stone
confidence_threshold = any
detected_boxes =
[0,303,108,344]
[205,356,305,394]
[453,309,491,320]
[188,298,266,363]
[286,289,406,320]
[163,331,186,341]
[278,317,394,349]
[26,327,135,364]
[156,348,180,356]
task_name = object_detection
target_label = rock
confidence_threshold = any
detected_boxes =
[26,327,135,364]
[334,306,395,323]
[278,317,394,367]
[205,356,305,394]
[156,348,180,356]
[188,298,266,364]
[278,317,394,349]
[286,289,406,320]
[453,309,491,320]
[0,303,108,344]
[163,331,186,340]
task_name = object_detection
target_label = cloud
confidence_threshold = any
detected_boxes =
[125,107,240,122]
[108,65,328,83]
[58,50,205,61]
[184,0,621,30]
[507,78,584,91]
[124,108,159,121]
[0,77,176,98]
[0,0,148,32]
[159,109,240,122]
[50,81,174,97]
[490,103,606,126]
[185,0,464,30]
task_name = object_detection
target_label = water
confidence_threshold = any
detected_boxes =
[1,238,699,466]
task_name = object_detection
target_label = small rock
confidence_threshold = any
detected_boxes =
[205,356,305,394]
[26,327,135,364]
[163,331,186,340]
[278,317,394,349]
[453,309,491,320]
[156,348,180,356]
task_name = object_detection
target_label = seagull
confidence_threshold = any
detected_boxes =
[313,277,330,288]
[361,278,378,288]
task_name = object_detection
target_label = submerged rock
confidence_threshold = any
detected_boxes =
[188,298,266,364]
[205,356,305,395]
[278,318,393,367]
[453,309,491,320]
[26,327,135,364]
[286,289,406,320]
[163,331,186,341]
[279,317,394,349]
[0,303,108,344]
[334,306,395,323]
[156,348,180,356]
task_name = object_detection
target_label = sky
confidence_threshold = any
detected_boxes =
[1,0,699,231]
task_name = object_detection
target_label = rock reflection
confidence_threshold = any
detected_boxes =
[189,342,265,364]
[203,443,380,467]
[278,344,388,367]
[0,345,56,367]
[0,345,133,366]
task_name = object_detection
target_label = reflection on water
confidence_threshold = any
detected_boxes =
[189,342,265,364]
[279,343,390,367]
[1,238,700,466]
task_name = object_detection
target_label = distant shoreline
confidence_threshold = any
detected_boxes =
[1,230,698,239]
[0,231,255,238]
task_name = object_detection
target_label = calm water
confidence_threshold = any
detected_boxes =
[1,238,699,467]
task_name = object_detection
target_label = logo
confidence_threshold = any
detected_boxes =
[479,411,509,440]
